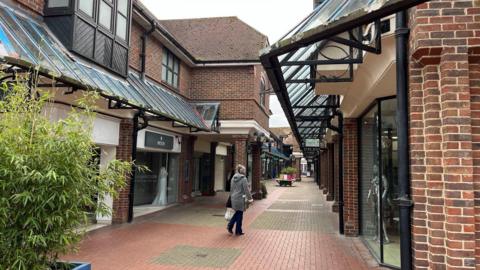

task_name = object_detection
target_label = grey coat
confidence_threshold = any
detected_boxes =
[230,173,253,211]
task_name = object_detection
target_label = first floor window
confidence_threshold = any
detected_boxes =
[98,0,112,30]
[162,48,180,89]
[78,0,94,17]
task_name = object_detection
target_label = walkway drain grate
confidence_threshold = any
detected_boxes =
[152,245,242,268]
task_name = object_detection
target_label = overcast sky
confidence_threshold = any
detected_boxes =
[140,0,313,128]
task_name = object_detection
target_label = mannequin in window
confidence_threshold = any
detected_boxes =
[153,167,168,206]
[367,164,390,243]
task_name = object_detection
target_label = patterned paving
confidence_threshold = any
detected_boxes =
[152,245,241,268]
[63,178,385,270]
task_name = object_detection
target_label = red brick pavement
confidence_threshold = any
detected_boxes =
[64,179,383,270]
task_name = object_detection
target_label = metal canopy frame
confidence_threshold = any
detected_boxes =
[261,1,429,269]
[260,0,428,156]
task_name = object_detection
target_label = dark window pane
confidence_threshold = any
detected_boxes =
[99,1,112,30]
[116,15,127,40]
[48,0,69,8]
[78,0,94,16]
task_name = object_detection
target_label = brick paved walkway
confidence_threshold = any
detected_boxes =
[64,178,384,270]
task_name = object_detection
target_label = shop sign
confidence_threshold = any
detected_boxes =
[145,131,174,150]
[305,139,320,147]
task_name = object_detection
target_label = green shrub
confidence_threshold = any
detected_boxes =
[0,77,132,269]
[281,167,298,175]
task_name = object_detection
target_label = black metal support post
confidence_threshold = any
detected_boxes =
[128,111,148,223]
[337,111,344,235]
[396,11,413,270]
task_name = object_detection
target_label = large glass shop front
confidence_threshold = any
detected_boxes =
[359,97,400,268]
[133,130,180,207]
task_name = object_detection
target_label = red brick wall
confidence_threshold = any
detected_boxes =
[112,119,133,224]
[178,135,196,203]
[343,118,358,236]
[233,136,248,168]
[409,1,480,268]
[129,21,191,98]
[11,0,44,14]
[191,66,270,130]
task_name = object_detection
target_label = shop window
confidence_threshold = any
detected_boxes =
[359,97,400,268]
[162,48,180,89]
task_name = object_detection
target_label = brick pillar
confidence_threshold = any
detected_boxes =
[112,119,133,224]
[409,1,479,268]
[343,118,358,236]
[233,136,248,168]
[326,143,335,201]
[251,143,262,200]
[332,136,340,212]
[178,135,196,203]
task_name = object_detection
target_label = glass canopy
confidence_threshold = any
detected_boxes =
[260,0,427,157]
[0,4,210,131]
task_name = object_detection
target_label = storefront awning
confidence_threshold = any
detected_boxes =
[260,0,428,154]
[0,4,210,131]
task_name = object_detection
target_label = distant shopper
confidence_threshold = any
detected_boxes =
[227,164,253,236]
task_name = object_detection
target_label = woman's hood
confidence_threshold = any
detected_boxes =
[233,173,244,182]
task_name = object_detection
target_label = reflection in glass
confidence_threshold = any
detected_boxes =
[48,0,69,8]
[116,15,127,40]
[99,1,112,30]
[78,0,94,17]
[380,99,400,267]
[360,105,381,259]
[360,98,400,268]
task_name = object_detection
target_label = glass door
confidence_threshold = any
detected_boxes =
[359,97,400,268]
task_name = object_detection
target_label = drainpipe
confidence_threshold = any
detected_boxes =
[396,11,413,270]
[327,110,344,234]
[140,20,156,80]
[127,111,148,223]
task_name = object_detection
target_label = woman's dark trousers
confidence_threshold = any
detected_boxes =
[228,210,244,234]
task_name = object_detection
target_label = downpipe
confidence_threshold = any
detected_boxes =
[127,111,148,223]
[395,11,414,270]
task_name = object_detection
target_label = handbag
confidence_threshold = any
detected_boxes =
[224,208,234,221]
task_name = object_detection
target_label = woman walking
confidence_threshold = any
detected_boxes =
[227,165,253,236]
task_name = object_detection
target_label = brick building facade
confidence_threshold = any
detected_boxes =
[1,0,272,226]
[262,0,480,269]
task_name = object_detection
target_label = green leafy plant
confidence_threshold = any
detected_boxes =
[281,166,298,175]
[0,76,132,270]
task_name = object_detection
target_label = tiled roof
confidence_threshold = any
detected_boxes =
[160,17,268,62]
